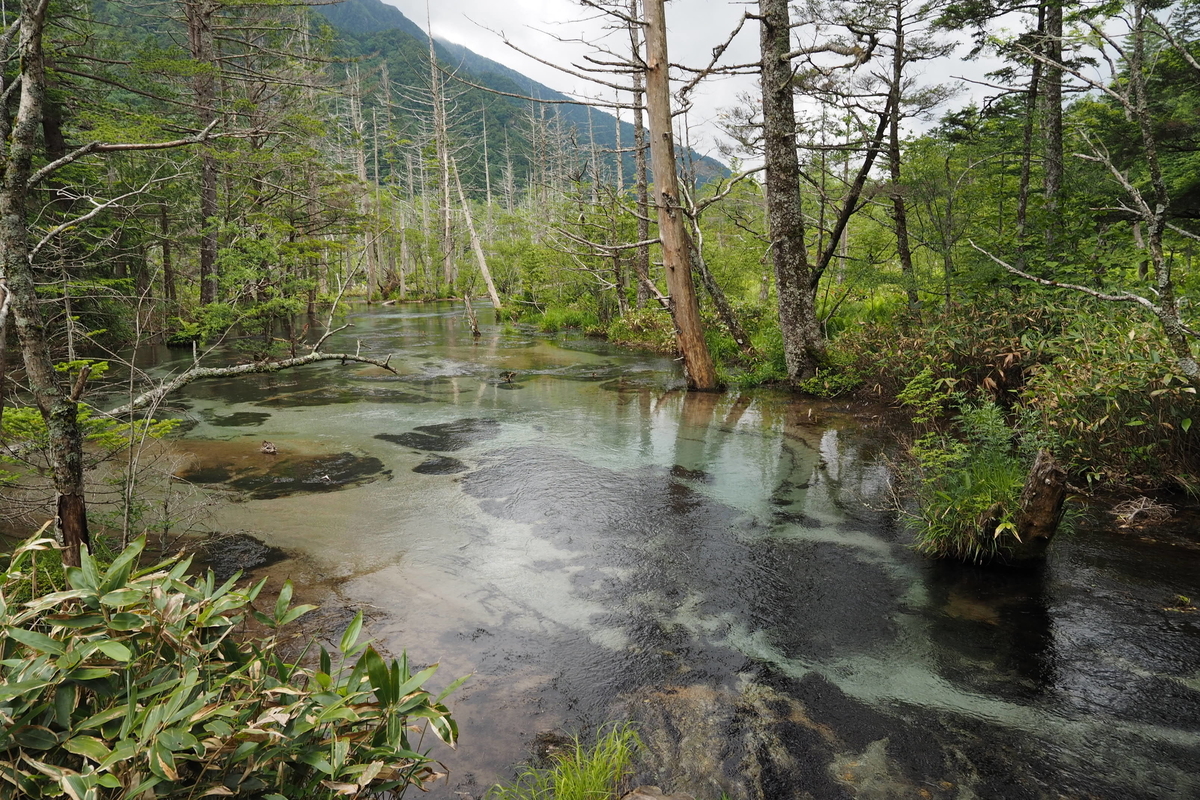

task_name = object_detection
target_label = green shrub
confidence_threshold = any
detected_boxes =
[604,308,676,353]
[1023,318,1200,490]
[485,723,641,800]
[898,371,1031,563]
[0,535,461,800]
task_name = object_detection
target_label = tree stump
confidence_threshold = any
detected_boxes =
[1006,449,1068,562]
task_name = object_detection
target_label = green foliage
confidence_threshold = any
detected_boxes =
[795,345,864,398]
[0,526,119,607]
[484,723,641,800]
[1022,318,1200,490]
[1,404,177,465]
[0,535,461,800]
[522,305,601,333]
[604,308,676,353]
[899,375,1030,564]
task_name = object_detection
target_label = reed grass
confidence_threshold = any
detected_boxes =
[485,723,641,800]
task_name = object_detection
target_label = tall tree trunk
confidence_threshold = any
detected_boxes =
[185,0,219,305]
[1043,0,1064,249]
[427,26,455,290]
[1,0,90,566]
[160,203,177,305]
[1015,15,1043,270]
[1126,1,1198,383]
[889,1,919,313]
[759,0,825,382]
[629,0,651,308]
[643,0,718,390]
[348,68,377,300]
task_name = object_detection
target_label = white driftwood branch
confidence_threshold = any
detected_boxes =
[106,351,396,417]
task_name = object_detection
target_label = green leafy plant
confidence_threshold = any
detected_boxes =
[899,374,1031,563]
[484,723,641,800]
[1,405,177,469]
[0,534,462,799]
[604,308,676,354]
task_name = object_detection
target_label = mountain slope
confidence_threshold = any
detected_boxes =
[316,0,729,188]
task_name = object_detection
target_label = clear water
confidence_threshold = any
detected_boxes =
[147,303,1200,800]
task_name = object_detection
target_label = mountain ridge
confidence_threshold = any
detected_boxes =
[316,0,729,187]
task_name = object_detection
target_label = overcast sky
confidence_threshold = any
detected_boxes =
[381,0,998,157]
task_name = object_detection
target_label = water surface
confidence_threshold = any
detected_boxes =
[157,303,1200,800]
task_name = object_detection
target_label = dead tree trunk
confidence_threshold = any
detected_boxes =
[643,0,718,390]
[451,155,501,309]
[1013,450,1068,548]
[629,0,652,309]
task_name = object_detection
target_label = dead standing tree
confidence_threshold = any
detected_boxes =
[488,0,718,388]
[627,0,718,388]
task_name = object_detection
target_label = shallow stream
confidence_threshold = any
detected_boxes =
[148,303,1199,799]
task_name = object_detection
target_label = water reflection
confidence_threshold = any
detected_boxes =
[149,303,1200,800]
[923,561,1058,700]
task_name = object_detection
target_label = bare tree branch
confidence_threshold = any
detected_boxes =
[27,120,219,189]
[105,352,398,417]
[29,176,176,262]
[969,239,1160,312]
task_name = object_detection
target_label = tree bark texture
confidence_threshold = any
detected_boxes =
[888,2,919,313]
[2,0,91,565]
[1043,0,1064,247]
[1006,449,1068,561]
[643,0,718,390]
[185,0,220,305]
[759,0,825,382]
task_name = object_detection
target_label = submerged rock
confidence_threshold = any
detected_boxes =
[626,680,968,800]
[198,532,285,582]
[622,787,695,800]
[375,417,501,452]
[175,441,389,499]
[413,455,468,475]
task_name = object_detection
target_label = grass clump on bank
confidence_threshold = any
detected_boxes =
[485,723,641,800]
[516,303,602,334]
[897,369,1032,563]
